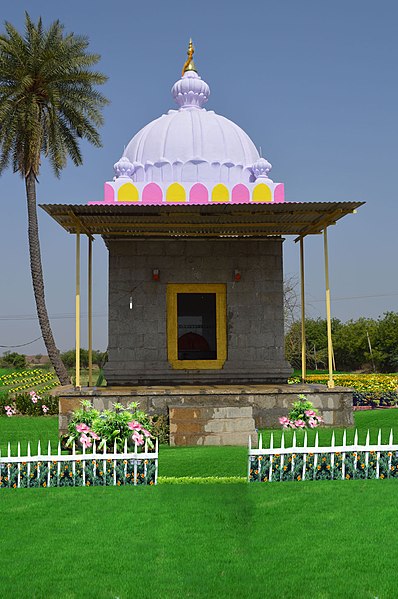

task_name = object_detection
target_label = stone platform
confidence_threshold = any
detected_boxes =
[56,383,353,444]
[169,405,257,446]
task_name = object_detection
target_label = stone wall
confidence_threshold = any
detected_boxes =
[104,238,292,385]
[169,405,257,446]
[58,384,353,440]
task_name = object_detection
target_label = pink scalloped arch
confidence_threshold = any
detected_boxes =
[190,183,208,203]
[274,183,285,203]
[104,183,115,203]
[232,184,250,204]
[142,183,163,204]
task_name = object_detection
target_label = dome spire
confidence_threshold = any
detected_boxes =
[182,38,197,76]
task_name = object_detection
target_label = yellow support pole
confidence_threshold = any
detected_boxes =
[75,232,81,389]
[323,227,335,389]
[88,236,93,387]
[300,237,306,382]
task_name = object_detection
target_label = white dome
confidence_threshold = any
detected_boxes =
[119,70,261,184]
[124,107,259,167]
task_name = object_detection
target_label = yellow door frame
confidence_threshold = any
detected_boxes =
[166,283,227,370]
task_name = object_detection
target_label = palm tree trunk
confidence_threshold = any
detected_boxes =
[25,171,70,385]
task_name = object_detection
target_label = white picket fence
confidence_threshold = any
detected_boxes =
[0,438,159,489]
[248,429,398,482]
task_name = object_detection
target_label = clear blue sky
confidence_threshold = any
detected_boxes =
[0,0,397,354]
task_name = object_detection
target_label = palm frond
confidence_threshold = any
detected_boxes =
[0,12,108,179]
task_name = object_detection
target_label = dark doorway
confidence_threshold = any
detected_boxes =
[177,293,217,360]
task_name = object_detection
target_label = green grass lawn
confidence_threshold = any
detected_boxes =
[1,481,398,598]
[2,412,398,598]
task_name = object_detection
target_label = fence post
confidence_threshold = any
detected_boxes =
[291,431,296,478]
[155,438,159,485]
[388,429,393,476]
[113,439,117,486]
[302,430,307,481]
[280,432,285,482]
[313,432,319,480]
[330,432,335,480]
[72,441,76,486]
[57,441,61,486]
[17,442,21,489]
[247,435,252,482]
[47,440,51,488]
[365,430,370,476]
[376,429,381,479]
[27,442,31,488]
[37,440,41,484]
[269,433,274,482]
[342,430,346,480]
[134,441,138,486]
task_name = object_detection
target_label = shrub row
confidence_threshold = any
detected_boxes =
[0,391,59,416]
[353,390,398,408]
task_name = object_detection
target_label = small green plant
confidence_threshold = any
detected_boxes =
[66,400,154,452]
[279,394,323,429]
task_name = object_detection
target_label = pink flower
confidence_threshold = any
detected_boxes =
[30,391,40,404]
[304,410,316,417]
[141,428,151,438]
[4,405,15,417]
[132,431,144,446]
[76,423,91,433]
[289,422,297,429]
[90,431,100,441]
[42,405,49,414]
[279,416,290,426]
[316,415,324,423]
[79,433,92,448]
[294,420,306,428]
[308,418,318,428]
[128,420,142,431]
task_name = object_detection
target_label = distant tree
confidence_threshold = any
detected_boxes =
[285,313,398,373]
[372,312,398,372]
[0,351,26,369]
[0,13,108,385]
[61,349,107,370]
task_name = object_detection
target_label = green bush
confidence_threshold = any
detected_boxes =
[150,414,169,445]
[12,392,59,416]
[0,352,26,369]
[0,390,10,411]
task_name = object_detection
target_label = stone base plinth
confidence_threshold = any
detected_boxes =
[56,383,354,444]
[169,405,257,446]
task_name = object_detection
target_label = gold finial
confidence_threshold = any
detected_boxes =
[182,38,197,76]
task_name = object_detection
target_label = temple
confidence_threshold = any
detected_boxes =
[42,42,363,444]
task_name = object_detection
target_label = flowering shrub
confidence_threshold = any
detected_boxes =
[288,374,398,408]
[288,373,398,392]
[279,394,323,429]
[65,400,154,452]
[3,391,57,417]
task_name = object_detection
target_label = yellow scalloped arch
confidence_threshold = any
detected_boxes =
[166,183,186,202]
[117,183,139,202]
[252,183,272,203]
[211,184,229,202]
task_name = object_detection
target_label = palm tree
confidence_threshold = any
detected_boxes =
[0,13,108,385]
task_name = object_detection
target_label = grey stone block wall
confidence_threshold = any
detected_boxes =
[104,238,292,385]
[58,384,354,438]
